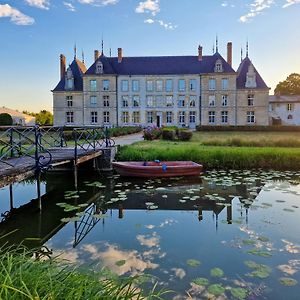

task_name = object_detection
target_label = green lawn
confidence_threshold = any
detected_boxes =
[117,131,300,170]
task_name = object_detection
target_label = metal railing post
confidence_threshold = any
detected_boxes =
[60,127,64,147]
[93,128,96,151]
[105,127,109,147]
[34,125,39,171]
[74,129,78,165]
[9,128,14,158]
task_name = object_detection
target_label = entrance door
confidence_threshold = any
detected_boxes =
[156,115,161,128]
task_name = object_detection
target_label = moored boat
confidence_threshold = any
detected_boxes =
[112,161,203,178]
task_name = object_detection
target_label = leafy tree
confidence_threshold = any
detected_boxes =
[22,110,53,126]
[0,113,13,125]
[275,73,300,95]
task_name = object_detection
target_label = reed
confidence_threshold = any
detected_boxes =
[0,245,169,300]
[117,141,300,170]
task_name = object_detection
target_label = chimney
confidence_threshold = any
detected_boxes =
[198,45,203,61]
[94,50,100,61]
[227,42,232,67]
[60,54,66,79]
[118,48,123,63]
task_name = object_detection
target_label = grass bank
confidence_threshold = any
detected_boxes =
[117,140,300,170]
[0,246,167,300]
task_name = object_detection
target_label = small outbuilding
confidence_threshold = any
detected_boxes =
[0,107,36,126]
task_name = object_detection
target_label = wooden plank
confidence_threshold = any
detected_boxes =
[76,151,102,165]
[0,170,35,189]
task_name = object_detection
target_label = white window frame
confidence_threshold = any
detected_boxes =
[179,111,185,124]
[133,96,140,107]
[122,96,129,107]
[132,80,140,92]
[222,95,228,107]
[90,96,97,107]
[248,94,254,106]
[208,111,215,124]
[209,95,216,107]
[221,111,228,123]
[166,79,173,92]
[178,96,185,107]
[247,111,255,123]
[189,79,196,91]
[166,111,172,123]
[121,80,129,92]
[90,80,97,92]
[221,78,228,90]
[102,80,110,91]
[91,111,98,124]
[156,80,163,92]
[146,80,154,92]
[178,79,186,92]
[103,111,110,123]
[122,111,129,123]
[132,111,140,123]
[209,79,216,91]
[66,111,74,123]
[189,111,196,123]
[147,111,153,123]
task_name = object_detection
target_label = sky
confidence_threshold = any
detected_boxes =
[0,0,300,112]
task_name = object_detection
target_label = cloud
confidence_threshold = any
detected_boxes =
[78,0,118,6]
[63,1,76,11]
[0,4,35,25]
[239,0,274,23]
[25,0,50,10]
[283,0,300,8]
[144,18,177,30]
[135,0,160,16]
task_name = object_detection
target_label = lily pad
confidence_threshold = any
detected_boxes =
[207,284,225,297]
[230,287,248,300]
[279,277,298,286]
[244,260,272,279]
[192,277,209,286]
[242,239,256,245]
[258,236,269,242]
[247,249,272,258]
[186,259,201,267]
[210,267,224,277]
[115,260,126,267]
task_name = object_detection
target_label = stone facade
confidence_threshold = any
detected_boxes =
[52,44,270,127]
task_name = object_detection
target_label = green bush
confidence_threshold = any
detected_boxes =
[162,128,176,140]
[196,125,300,132]
[143,126,162,140]
[177,129,193,141]
[0,113,13,126]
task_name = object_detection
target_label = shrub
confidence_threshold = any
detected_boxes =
[0,113,13,126]
[177,129,193,141]
[143,126,162,140]
[162,128,176,140]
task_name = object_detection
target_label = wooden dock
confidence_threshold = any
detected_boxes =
[0,126,114,189]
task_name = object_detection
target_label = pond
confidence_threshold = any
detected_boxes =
[0,169,300,299]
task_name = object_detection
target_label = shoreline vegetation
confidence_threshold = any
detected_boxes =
[0,245,168,300]
[117,131,300,170]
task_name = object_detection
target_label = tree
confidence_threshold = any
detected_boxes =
[0,113,13,126]
[274,73,300,95]
[22,110,53,126]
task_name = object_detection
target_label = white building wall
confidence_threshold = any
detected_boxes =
[270,102,300,125]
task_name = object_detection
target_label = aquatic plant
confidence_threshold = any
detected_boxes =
[230,287,248,300]
[247,249,272,258]
[186,259,201,267]
[244,260,272,279]
[210,267,224,277]
[207,284,225,296]
[192,277,209,286]
[279,277,298,286]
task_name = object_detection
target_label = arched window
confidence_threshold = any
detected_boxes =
[287,114,293,120]
[95,61,103,74]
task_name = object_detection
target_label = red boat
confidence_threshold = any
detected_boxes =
[112,161,203,178]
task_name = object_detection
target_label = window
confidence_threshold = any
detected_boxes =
[179,111,185,124]
[122,111,129,123]
[178,79,186,92]
[189,79,196,91]
[287,103,293,111]
[221,111,228,123]
[66,95,73,107]
[132,111,140,123]
[91,111,98,124]
[209,79,216,90]
[133,96,140,107]
[95,61,103,74]
[102,80,110,91]
[222,78,228,90]
[156,80,163,92]
[248,94,254,106]
[247,111,255,123]
[214,59,223,72]
[166,111,172,123]
[121,80,129,92]
[67,79,73,90]
[132,80,140,92]
[122,96,129,107]
[222,95,228,107]
[208,111,215,124]
[146,80,154,92]
[209,95,216,107]
[156,95,163,107]
[178,96,185,107]
[147,111,153,123]
[103,111,109,123]
[288,114,293,120]
[189,96,196,107]
[189,111,196,123]
[90,96,97,107]
[90,80,97,92]
[166,96,173,107]
[103,95,109,107]
[66,111,74,123]
[166,79,173,92]
[147,95,155,107]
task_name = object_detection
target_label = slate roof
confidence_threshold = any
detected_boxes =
[85,52,236,76]
[236,56,268,90]
[52,59,87,92]
[269,95,300,103]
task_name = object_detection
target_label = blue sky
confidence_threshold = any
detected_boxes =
[0,0,300,112]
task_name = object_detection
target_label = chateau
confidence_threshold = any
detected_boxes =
[52,43,270,128]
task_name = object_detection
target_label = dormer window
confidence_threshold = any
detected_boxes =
[214,59,223,73]
[65,67,74,90]
[95,61,103,74]
[245,63,257,88]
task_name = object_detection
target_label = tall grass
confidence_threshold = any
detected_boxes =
[0,246,169,300]
[117,141,300,170]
